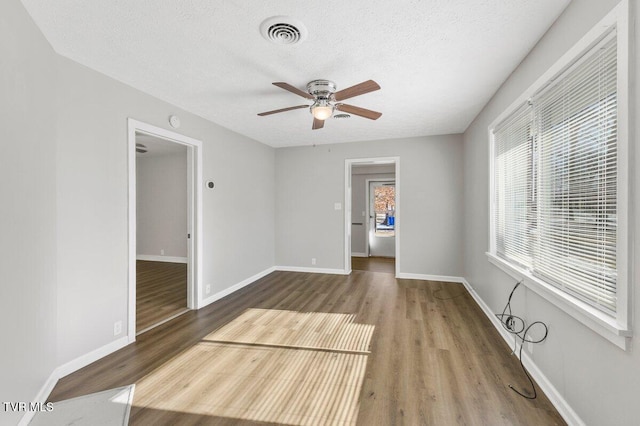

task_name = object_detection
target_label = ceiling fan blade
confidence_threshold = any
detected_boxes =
[273,82,314,99]
[334,80,380,101]
[335,103,382,120]
[257,105,309,116]
[312,117,325,130]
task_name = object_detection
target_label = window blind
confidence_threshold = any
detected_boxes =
[493,29,618,314]
[533,31,618,312]
[494,103,534,270]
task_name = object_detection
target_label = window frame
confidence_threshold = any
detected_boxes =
[487,0,632,350]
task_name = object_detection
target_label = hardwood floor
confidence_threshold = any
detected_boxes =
[49,270,565,425]
[136,260,188,333]
[352,256,395,274]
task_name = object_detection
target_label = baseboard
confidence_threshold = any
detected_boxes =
[56,336,130,379]
[18,369,60,426]
[275,266,349,275]
[351,252,367,258]
[19,335,130,426]
[396,272,466,283]
[461,278,585,426]
[200,266,276,308]
[136,254,187,263]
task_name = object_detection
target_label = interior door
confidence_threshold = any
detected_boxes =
[368,181,396,257]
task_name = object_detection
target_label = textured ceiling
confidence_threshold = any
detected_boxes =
[21,0,569,148]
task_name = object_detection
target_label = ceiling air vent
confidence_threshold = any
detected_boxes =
[260,16,307,45]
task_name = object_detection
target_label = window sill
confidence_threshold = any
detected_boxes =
[486,252,631,350]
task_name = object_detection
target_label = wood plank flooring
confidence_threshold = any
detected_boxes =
[48,270,565,425]
[136,260,188,333]
[351,256,395,274]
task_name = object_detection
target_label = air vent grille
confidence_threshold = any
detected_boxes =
[260,16,307,45]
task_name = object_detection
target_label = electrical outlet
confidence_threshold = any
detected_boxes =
[161,249,165,255]
[113,321,122,336]
[311,258,316,265]
[526,334,533,354]
[206,284,211,294]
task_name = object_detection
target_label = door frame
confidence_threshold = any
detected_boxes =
[127,118,203,343]
[366,178,396,257]
[344,157,400,276]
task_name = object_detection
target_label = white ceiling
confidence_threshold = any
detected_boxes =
[21,0,570,148]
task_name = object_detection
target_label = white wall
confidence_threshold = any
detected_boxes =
[136,149,188,260]
[0,1,58,424]
[462,1,639,424]
[275,135,463,277]
[350,167,395,255]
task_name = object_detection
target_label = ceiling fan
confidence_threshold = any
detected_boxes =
[257,79,382,130]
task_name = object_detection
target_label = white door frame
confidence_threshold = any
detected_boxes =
[127,118,203,343]
[365,178,396,257]
[344,157,400,276]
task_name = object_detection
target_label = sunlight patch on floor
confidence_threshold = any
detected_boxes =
[132,309,375,425]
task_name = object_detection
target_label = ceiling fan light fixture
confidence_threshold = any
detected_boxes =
[310,99,334,120]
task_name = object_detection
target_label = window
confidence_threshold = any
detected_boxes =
[489,3,630,349]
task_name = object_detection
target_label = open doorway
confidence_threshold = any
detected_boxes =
[344,158,400,276]
[127,119,202,342]
[135,134,188,334]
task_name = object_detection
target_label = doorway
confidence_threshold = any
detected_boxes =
[127,119,202,342]
[344,157,400,276]
[135,134,188,334]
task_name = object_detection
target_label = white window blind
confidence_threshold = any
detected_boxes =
[493,29,618,314]
[533,31,618,313]
[494,103,534,270]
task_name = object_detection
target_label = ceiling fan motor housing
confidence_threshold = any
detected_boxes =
[306,80,337,99]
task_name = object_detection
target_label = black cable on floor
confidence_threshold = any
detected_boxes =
[495,280,548,400]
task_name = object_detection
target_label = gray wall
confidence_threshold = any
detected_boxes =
[55,53,276,366]
[462,0,640,424]
[275,135,463,277]
[0,1,58,424]
[136,150,188,259]
[2,0,275,411]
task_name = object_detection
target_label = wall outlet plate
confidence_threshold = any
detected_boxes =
[206,284,211,294]
[114,321,122,336]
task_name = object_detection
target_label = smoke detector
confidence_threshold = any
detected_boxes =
[260,16,308,45]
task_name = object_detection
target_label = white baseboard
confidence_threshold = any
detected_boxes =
[200,266,276,308]
[19,335,130,426]
[396,272,466,283]
[276,266,349,275]
[136,254,187,263]
[351,252,367,258]
[461,278,585,426]
[18,369,60,426]
[56,336,130,379]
